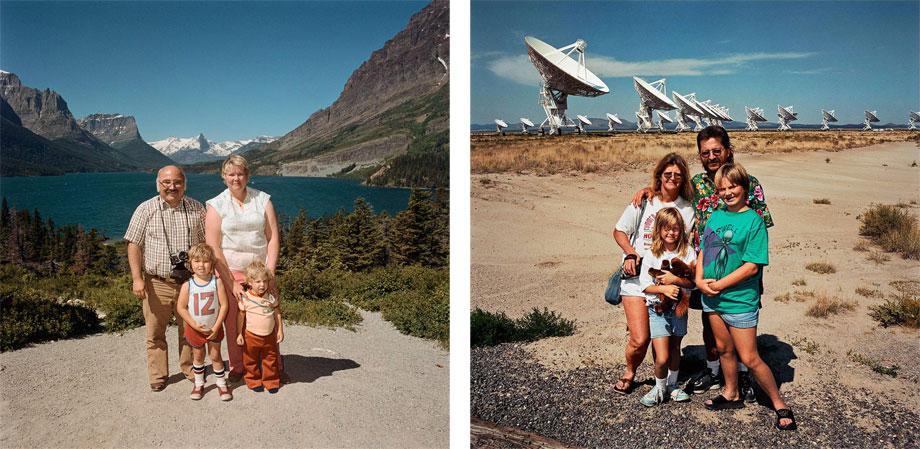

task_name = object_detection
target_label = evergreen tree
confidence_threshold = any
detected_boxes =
[282,209,309,268]
[7,207,23,264]
[0,198,9,263]
[329,198,386,271]
[390,189,448,267]
[71,226,91,275]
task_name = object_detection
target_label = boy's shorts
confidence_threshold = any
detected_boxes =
[184,324,224,349]
[647,305,688,339]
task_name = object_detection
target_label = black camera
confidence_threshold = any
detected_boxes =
[169,251,192,283]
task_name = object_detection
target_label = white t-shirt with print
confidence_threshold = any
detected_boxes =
[638,247,697,307]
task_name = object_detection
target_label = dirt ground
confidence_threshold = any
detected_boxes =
[471,141,920,413]
[0,311,449,449]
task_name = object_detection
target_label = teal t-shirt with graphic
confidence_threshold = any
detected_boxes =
[701,209,769,313]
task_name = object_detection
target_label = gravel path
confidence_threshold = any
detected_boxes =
[472,344,918,449]
[0,311,448,449]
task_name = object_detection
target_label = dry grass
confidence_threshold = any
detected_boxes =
[790,336,821,355]
[775,290,815,303]
[868,280,920,328]
[805,262,836,274]
[470,130,920,175]
[791,278,807,286]
[859,204,920,259]
[852,240,872,252]
[866,251,891,264]
[806,294,857,318]
[812,198,831,205]
[847,350,899,377]
[855,287,881,298]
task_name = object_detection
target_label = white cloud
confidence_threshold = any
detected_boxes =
[487,51,817,85]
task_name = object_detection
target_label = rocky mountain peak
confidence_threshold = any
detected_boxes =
[197,133,210,151]
[0,70,23,88]
[0,71,85,140]
[78,113,142,145]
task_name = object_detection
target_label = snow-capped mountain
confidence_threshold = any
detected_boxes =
[148,134,276,164]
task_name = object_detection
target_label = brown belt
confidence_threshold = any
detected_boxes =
[147,274,179,285]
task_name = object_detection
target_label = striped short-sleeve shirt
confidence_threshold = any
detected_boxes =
[124,196,206,278]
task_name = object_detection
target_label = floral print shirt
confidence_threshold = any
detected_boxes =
[691,172,774,248]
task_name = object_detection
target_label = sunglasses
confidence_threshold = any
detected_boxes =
[661,172,683,180]
[699,149,724,158]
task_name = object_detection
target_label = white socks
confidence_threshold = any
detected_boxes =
[213,366,227,388]
[655,377,667,391]
[193,364,206,386]
[707,359,720,375]
[667,369,679,387]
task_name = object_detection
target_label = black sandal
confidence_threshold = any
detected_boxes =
[704,394,744,410]
[613,377,635,395]
[774,408,797,431]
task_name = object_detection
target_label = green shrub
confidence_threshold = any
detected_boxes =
[859,204,915,238]
[345,266,447,311]
[278,266,336,301]
[869,293,920,328]
[102,298,145,333]
[281,299,361,330]
[381,283,449,347]
[471,307,576,347]
[1,289,102,351]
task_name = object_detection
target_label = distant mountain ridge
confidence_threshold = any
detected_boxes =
[0,71,171,175]
[148,134,276,164]
[247,0,449,187]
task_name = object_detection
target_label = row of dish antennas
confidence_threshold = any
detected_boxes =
[494,113,625,135]
[516,36,734,135]
[745,107,920,131]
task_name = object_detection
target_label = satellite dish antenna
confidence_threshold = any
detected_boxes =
[606,112,622,132]
[820,109,838,131]
[745,106,767,131]
[656,111,673,132]
[525,36,609,135]
[575,114,592,133]
[700,100,724,127]
[520,117,535,134]
[633,76,677,133]
[672,91,705,132]
[777,105,798,131]
[909,111,920,130]
[495,119,509,135]
[715,105,733,122]
[863,110,880,131]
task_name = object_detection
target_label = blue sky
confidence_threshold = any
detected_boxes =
[472,1,919,126]
[1,1,427,142]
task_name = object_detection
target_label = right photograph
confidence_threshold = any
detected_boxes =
[470,1,919,447]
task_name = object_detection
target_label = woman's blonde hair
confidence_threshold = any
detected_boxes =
[221,154,249,177]
[244,260,272,283]
[714,163,750,196]
[650,153,692,201]
[187,243,215,264]
[650,207,689,258]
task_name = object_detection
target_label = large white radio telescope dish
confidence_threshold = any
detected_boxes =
[909,111,920,130]
[606,112,622,132]
[672,91,704,132]
[520,117,535,134]
[525,36,609,135]
[745,106,767,131]
[863,110,880,131]
[656,111,673,132]
[777,105,798,131]
[633,76,677,132]
[495,119,509,135]
[575,114,592,133]
[820,109,838,130]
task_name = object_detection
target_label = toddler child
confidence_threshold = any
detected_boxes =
[236,261,284,393]
[638,207,696,406]
[176,243,231,401]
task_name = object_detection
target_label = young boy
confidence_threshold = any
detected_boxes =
[236,261,284,393]
[177,243,231,401]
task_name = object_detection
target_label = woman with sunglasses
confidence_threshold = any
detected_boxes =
[612,152,695,396]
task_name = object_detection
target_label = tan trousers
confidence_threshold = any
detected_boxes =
[143,276,193,385]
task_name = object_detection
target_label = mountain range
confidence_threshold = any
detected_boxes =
[149,134,276,164]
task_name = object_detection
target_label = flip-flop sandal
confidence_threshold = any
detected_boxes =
[774,408,797,431]
[704,394,744,410]
[613,377,635,395]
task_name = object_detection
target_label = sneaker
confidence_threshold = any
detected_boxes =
[250,385,264,392]
[740,371,757,403]
[190,384,204,400]
[150,382,165,392]
[668,385,691,402]
[688,370,722,394]
[217,385,233,401]
[267,387,279,394]
[640,385,666,407]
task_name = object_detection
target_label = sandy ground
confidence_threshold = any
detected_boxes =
[472,141,920,412]
[0,311,448,449]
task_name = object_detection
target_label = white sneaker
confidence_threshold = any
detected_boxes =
[640,385,665,407]
[668,385,690,402]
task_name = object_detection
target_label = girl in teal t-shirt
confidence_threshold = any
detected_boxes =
[694,163,797,431]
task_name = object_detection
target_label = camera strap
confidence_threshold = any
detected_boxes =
[160,200,191,257]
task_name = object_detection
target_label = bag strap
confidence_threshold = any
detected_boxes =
[629,198,648,248]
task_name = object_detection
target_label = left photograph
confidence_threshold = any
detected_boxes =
[0,1,449,448]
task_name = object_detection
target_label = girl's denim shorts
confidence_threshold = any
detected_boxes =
[647,305,688,338]
[703,300,760,328]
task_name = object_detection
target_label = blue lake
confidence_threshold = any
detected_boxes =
[0,172,411,239]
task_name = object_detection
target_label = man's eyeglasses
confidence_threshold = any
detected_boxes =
[159,180,184,188]
[700,149,723,158]
[662,172,683,180]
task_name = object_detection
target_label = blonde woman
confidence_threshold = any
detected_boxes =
[205,155,281,382]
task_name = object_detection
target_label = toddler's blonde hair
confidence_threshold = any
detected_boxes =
[244,260,272,283]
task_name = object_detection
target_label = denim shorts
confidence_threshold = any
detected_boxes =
[647,305,688,339]
[703,305,760,329]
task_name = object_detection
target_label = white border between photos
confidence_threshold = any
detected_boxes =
[448,0,471,447]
